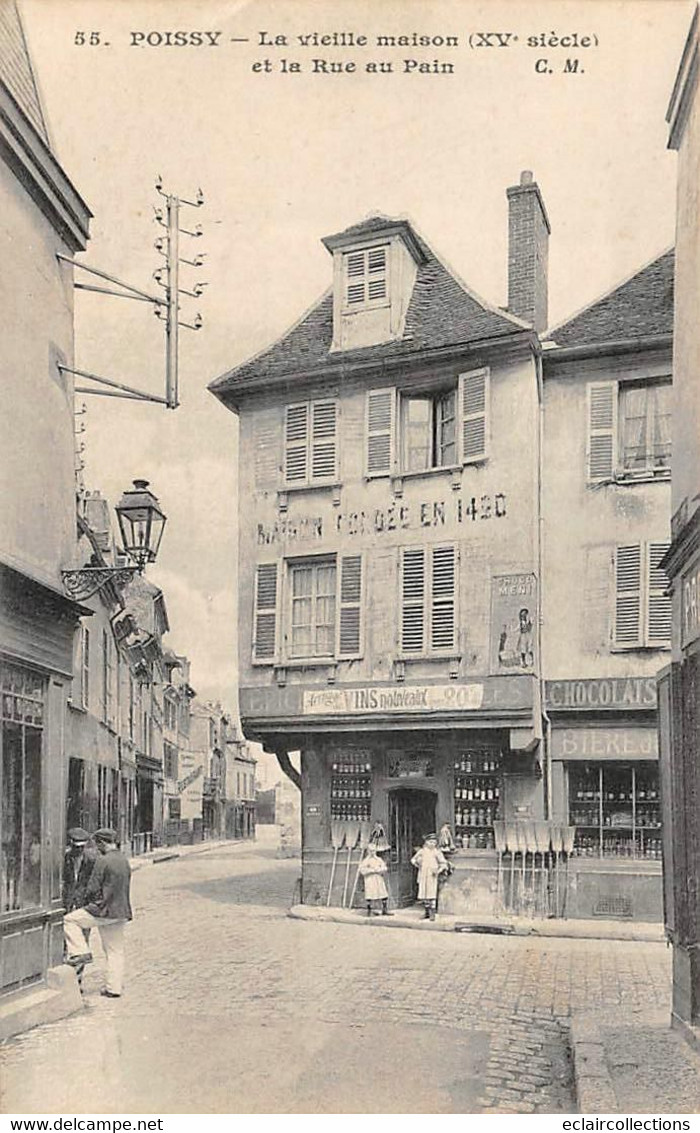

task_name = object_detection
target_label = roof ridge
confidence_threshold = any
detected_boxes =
[412,222,532,332]
[544,246,674,339]
[209,285,333,392]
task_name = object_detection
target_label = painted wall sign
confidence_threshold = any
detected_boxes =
[177,764,204,793]
[387,757,435,778]
[552,727,659,761]
[545,677,657,711]
[491,573,537,673]
[681,553,700,649]
[240,674,535,721]
[302,684,484,715]
[256,492,508,545]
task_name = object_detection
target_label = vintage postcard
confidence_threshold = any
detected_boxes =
[1,0,698,1119]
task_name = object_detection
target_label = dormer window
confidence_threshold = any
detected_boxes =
[344,246,388,309]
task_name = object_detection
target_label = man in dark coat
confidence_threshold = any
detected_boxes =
[64,827,133,998]
[63,827,98,912]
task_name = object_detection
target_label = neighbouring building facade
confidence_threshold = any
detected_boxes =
[163,654,198,843]
[542,251,673,921]
[211,171,675,920]
[0,0,91,1029]
[660,5,700,1033]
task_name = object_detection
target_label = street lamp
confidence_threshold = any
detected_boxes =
[62,478,167,602]
[116,480,167,573]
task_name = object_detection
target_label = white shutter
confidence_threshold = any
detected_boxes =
[431,546,456,651]
[459,368,490,463]
[366,388,395,476]
[401,548,425,653]
[587,381,617,482]
[614,544,642,646]
[367,247,387,300]
[647,541,671,645]
[311,400,337,481]
[285,403,309,483]
[346,251,366,304]
[254,563,278,661]
[337,555,362,658]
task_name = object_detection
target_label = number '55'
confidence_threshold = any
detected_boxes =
[74,31,101,45]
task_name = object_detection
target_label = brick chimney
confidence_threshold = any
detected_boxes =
[506,170,551,332]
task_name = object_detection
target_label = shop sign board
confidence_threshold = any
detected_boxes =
[303,684,484,715]
[552,727,658,761]
[545,676,657,711]
[240,674,535,721]
[681,551,700,649]
[491,573,537,673]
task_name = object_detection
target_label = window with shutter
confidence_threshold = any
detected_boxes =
[587,381,617,482]
[431,546,456,651]
[366,388,395,476]
[614,545,642,646]
[614,541,671,649]
[458,368,490,463]
[311,400,337,481]
[401,548,425,653]
[401,545,457,655]
[285,399,337,486]
[338,555,363,658]
[344,245,388,308]
[647,542,671,645]
[285,403,308,483]
[254,563,278,661]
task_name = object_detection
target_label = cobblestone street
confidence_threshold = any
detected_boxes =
[0,835,673,1114]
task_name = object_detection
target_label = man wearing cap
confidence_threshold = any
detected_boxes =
[411,833,449,921]
[64,827,132,998]
[63,828,98,913]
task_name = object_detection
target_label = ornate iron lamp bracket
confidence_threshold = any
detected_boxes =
[62,566,138,602]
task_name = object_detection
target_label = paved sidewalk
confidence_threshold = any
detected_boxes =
[129,835,256,870]
[289,902,665,942]
[571,1009,700,1113]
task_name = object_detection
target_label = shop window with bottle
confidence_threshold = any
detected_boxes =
[568,762,662,859]
[330,756,372,821]
[1,660,44,913]
[453,750,502,849]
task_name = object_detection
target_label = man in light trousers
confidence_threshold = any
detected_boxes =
[64,827,132,998]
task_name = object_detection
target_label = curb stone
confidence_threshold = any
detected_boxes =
[287,903,665,942]
[570,1013,617,1113]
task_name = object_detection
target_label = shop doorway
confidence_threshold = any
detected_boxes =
[388,788,437,906]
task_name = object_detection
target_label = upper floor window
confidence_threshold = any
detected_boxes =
[344,245,388,310]
[101,629,115,727]
[164,695,177,732]
[401,390,456,471]
[614,541,671,649]
[253,555,363,664]
[164,741,178,780]
[367,368,489,477]
[587,379,671,483]
[285,399,337,486]
[290,560,336,659]
[73,625,90,710]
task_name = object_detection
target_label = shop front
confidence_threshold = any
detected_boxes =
[0,564,89,1027]
[546,676,663,923]
[241,673,543,914]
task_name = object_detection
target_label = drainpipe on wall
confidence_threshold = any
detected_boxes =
[536,348,553,818]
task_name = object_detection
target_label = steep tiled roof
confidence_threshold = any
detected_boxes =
[210,220,529,395]
[546,250,674,348]
[0,0,49,144]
